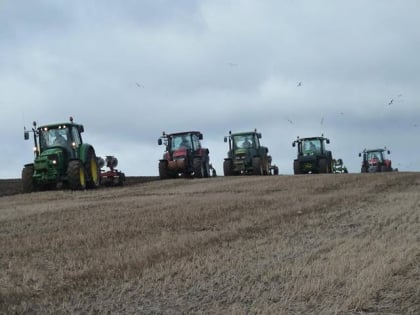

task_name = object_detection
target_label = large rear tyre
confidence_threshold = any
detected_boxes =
[68,160,86,190]
[22,165,34,193]
[193,157,204,178]
[252,157,263,175]
[85,148,100,189]
[203,158,211,178]
[223,159,234,176]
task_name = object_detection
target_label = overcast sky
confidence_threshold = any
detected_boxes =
[1,0,420,178]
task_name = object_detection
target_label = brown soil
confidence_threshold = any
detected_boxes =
[0,173,419,314]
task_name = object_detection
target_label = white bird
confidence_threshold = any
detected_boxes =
[136,82,144,88]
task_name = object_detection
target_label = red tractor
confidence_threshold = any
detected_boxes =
[157,131,211,179]
[359,148,393,173]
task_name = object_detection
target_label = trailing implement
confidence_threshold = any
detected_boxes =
[157,131,212,179]
[22,117,99,192]
[98,155,126,186]
[223,129,278,176]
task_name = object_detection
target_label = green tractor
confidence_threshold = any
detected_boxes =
[22,117,100,192]
[223,129,278,176]
[292,135,333,174]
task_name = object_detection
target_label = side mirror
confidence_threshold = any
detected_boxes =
[24,131,29,140]
[292,142,296,147]
[224,137,227,143]
[257,133,262,139]
[358,153,361,157]
[326,139,330,144]
[158,139,162,145]
[198,134,203,140]
[387,150,390,154]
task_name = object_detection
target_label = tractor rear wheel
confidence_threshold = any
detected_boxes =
[203,158,210,178]
[159,161,170,179]
[193,157,204,178]
[85,148,100,189]
[223,159,234,176]
[252,157,263,175]
[22,165,34,193]
[68,160,86,190]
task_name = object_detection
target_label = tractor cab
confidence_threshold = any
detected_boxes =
[293,136,329,157]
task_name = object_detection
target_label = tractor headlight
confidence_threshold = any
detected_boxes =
[48,154,58,165]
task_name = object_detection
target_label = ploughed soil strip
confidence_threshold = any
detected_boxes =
[0,173,419,314]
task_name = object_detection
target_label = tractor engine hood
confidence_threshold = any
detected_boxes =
[35,148,65,171]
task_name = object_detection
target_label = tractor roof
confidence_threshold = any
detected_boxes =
[165,131,202,137]
[38,122,82,130]
[365,148,387,153]
[230,131,258,136]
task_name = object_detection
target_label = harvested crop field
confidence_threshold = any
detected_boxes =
[1,173,419,314]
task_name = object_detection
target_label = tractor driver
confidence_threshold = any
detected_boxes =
[242,137,252,149]
[52,130,67,147]
[180,135,191,149]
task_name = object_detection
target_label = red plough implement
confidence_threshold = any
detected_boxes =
[98,156,126,186]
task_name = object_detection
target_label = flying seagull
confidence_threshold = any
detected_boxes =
[297,81,302,87]
[388,98,394,106]
[286,118,293,124]
[227,62,238,67]
[136,82,144,88]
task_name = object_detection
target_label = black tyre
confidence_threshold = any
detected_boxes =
[273,166,279,175]
[22,165,34,193]
[223,159,234,176]
[361,166,368,173]
[67,160,86,190]
[85,148,100,189]
[293,160,302,175]
[159,161,170,179]
[193,157,204,178]
[118,172,126,186]
[202,156,210,178]
[252,157,263,175]
[319,159,328,173]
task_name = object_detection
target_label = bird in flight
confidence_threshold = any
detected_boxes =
[136,82,144,88]
[297,81,302,87]
[388,98,394,106]
[286,118,293,124]
[227,62,238,67]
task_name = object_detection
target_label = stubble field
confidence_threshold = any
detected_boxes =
[0,173,419,314]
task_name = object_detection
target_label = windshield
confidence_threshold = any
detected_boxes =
[170,134,192,151]
[39,127,70,150]
[367,151,383,162]
[303,139,321,154]
[232,135,254,149]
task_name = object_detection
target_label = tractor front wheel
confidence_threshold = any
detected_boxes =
[252,157,263,175]
[319,159,328,173]
[159,161,170,179]
[68,160,86,190]
[223,159,234,176]
[22,165,34,193]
